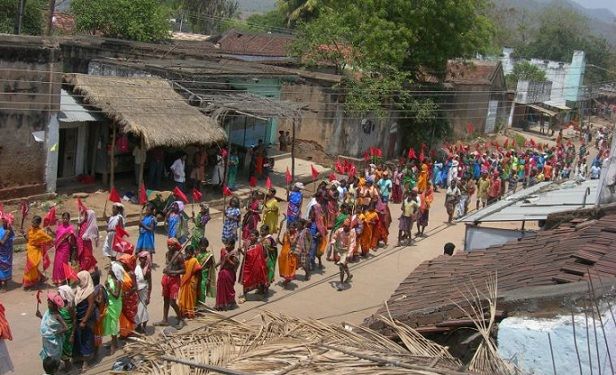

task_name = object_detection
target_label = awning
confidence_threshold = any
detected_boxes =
[458,179,599,223]
[543,100,571,111]
[59,89,102,123]
[527,104,557,117]
[65,74,226,149]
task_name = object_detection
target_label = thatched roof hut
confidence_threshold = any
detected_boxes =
[65,74,226,149]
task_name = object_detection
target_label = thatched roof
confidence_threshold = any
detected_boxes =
[65,74,226,149]
[120,311,489,375]
[197,91,303,123]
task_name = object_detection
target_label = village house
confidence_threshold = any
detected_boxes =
[364,203,616,375]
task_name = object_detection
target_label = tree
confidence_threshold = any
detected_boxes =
[505,61,547,90]
[278,0,320,27]
[176,0,239,34]
[72,0,170,42]
[0,0,45,35]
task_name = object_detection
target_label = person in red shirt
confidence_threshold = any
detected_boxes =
[543,161,553,181]
[487,172,501,205]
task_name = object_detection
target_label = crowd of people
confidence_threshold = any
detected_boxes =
[0,126,611,373]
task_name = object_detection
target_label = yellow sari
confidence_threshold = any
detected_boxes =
[23,227,53,288]
[178,257,202,319]
[278,233,297,282]
[262,198,279,234]
[417,163,429,193]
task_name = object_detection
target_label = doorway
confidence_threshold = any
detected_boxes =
[59,128,78,178]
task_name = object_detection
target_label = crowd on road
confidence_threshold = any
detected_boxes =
[0,126,611,373]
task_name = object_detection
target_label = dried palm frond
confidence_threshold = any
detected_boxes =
[450,273,520,375]
[122,310,473,375]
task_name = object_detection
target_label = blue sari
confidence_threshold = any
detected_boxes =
[40,311,64,361]
[136,215,156,253]
[0,227,14,281]
[287,191,303,224]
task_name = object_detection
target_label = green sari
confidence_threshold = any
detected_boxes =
[58,307,73,360]
[262,235,277,282]
[196,251,216,304]
[227,154,240,189]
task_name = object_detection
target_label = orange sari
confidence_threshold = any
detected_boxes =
[23,228,52,288]
[178,257,202,319]
[119,271,137,338]
[360,212,377,255]
[417,164,429,193]
[278,233,297,282]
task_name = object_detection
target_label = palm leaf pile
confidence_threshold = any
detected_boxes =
[123,311,475,375]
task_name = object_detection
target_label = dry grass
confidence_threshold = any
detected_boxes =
[65,74,227,149]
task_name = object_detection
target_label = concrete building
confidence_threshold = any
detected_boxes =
[0,36,62,199]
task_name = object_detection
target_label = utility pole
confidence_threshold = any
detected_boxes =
[14,0,26,34]
[46,0,56,36]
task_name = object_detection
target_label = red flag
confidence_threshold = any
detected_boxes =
[108,187,121,203]
[63,263,78,282]
[466,122,474,134]
[335,160,345,174]
[374,147,382,157]
[311,165,319,181]
[172,186,188,203]
[285,167,293,185]
[43,206,57,227]
[363,151,370,161]
[493,141,500,148]
[223,185,233,197]
[328,173,337,182]
[265,177,272,190]
[76,198,88,214]
[0,203,3,216]
[191,188,202,202]
[347,163,356,177]
[430,149,437,158]
[503,138,509,148]
[112,226,134,255]
[407,147,416,159]
[419,150,425,162]
[369,147,375,157]
[511,138,517,148]
[139,184,148,205]
[19,200,29,217]
[249,176,257,188]
[530,138,536,147]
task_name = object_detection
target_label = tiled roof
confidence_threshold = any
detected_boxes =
[364,205,616,334]
[214,29,294,57]
[52,12,75,35]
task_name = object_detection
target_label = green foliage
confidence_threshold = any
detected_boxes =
[218,8,287,33]
[72,0,170,42]
[398,98,451,149]
[0,0,45,35]
[179,0,239,34]
[278,0,320,27]
[505,61,547,89]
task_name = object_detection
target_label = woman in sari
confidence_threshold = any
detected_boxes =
[239,230,268,303]
[417,163,429,193]
[242,191,262,241]
[73,271,96,370]
[326,187,339,230]
[287,183,304,225]
[277,222,298,286]
[308,203,327,269]
[260,225,277,285]
[52,212,75,285]
[391,166,403,204]
[196,238,216,307]
[104,263,123,355]
[135,204,156,256]
[360,205,378,256]
[117,255,137,338]
[214,240,238,311]
[0,214,15,290]
[57,285,75,369]
[22,216,53,289]
[102,203,124,260]
[135,252,151,333]
[37,291,68,364]
[178,247,202,318]
[417,182,434,237]
[262,189,279,235]
[166,201,187,244]
[76,210,98,273]
[191,203,210,248]
[227,149,240,190]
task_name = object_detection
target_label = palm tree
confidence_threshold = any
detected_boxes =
[278,0,320,26]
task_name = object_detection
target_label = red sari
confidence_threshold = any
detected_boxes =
[77,220,97,272]
[240,243,268,292]
[242,200,261,241]
[215,248,237,310]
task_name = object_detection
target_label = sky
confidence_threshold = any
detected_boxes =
[570,0,616,15]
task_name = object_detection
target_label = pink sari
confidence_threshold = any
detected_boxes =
[52,223,75,284]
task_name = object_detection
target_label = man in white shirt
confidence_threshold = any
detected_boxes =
[170,153,186,191]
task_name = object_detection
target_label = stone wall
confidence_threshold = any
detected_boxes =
[278,81,398,159]
[0,36,61,199]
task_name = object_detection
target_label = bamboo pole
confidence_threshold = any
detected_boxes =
[160,354,251,375]
[138,137,145,187]
[109,124,117,191]
[571,306,583,375]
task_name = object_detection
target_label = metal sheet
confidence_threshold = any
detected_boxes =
[465,225,536,251]
[459,180,599,223]
[59,89,102,123]
[527,104,558,117]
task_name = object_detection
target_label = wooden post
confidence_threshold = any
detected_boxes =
[14,0,26,34]
[109,123,117,191]
[138,137,145,187]
[46,0,56,36]
[223,119,231,207]
[291,119,296,181]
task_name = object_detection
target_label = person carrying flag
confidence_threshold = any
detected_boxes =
[102,203,124,261]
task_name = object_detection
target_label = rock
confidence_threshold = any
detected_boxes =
[72,192,89,198]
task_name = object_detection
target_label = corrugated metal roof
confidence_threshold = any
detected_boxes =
[59,89,101,123]
[459,179,599,223]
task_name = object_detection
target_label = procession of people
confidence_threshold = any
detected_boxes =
[0,126,610,373]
